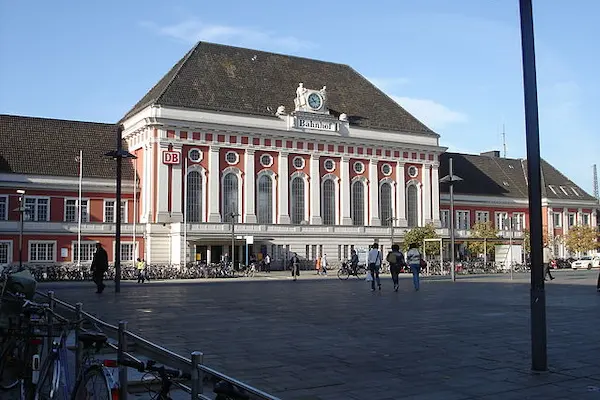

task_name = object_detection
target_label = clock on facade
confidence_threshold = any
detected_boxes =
[307,93,322,110]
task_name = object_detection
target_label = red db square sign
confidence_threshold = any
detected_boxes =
[162,151,181,165]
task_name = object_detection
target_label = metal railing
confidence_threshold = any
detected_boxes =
[36,290,280,400]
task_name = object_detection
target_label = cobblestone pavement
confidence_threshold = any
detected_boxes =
[38,270,600,400]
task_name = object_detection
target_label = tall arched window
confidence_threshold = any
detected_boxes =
[407,185,418,227]
[222,173,239,221]
[290,177,305,225]
[351,181,365,226]
[186,170,202,223]
[380,182,393,226]
[322,179,336,225]
[257,174,273,224]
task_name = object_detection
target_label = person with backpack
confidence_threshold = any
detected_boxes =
[91,242,109,293]
[386,244,406,292]
[406,243,423,291]
[367,243,382,291]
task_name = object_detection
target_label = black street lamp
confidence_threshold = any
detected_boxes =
[104,125,136,293]
[440,157,463,282]
[14,189,26,268]
[228,212,240,269]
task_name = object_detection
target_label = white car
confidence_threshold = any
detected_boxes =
[571,256,600,270]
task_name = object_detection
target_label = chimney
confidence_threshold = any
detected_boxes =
[480,150,501,158]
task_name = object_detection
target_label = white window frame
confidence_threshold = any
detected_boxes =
[568,213,576,227]
[64,198,90,223]
[495,212,509,230]
[552,212,562,228]
[440,210,449,228]
[512,212,526,231]
[475,211,489,224]
[24,196,51,222]
[582,213,590,226]
[71,241,97,263]
[0,195,7,221]
[104,200,128,223]
[113,241,138,263]
[28,240,56,263]
[455,210,470,230]
[0,240,12,265]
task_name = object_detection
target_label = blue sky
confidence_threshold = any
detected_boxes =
[1,0,598,194]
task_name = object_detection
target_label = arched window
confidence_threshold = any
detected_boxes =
[257,174,273,224]
[322,179,336,225]
[351,181,365,226]
[380,182,393,226]
[222,173,239,221]
[290,177,305,225]
[407,185,418,227]
[186,170,202,223]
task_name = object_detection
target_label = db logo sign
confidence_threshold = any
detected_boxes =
[162,151,181,165]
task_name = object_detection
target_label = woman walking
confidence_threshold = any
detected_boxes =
[406,243,423,291]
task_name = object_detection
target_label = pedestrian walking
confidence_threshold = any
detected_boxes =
[264,254,271,273]
[350,249,359,275]
[320,254,328,275]
[91,242,108,293]
[367,243,382,291]
[290,253,300,281]
[543,245,555,281]
[386,244,406,292]
[406,243,422,291]
[136,257,146,283]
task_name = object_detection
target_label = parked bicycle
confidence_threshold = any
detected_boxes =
[337,261,367,280]
[119,357,191,400]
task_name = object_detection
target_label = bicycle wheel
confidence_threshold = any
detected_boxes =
[35,354,61,399]
[71,366,111,400]
[337,268,349,280]
[0,339,22,390]
[355,267,367,280]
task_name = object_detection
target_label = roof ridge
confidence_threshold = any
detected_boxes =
[1,114,116,126]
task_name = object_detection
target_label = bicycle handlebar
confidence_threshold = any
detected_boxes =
[120,358,191,380]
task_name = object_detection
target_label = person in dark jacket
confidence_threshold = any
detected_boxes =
[91,243,109,293]
[290,253,300,281]
[386,245,406,292]
[350,249,359,275]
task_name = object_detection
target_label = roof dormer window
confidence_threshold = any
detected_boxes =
[570,187,580,196]
[548,185,557,195]
[559,186,569,196]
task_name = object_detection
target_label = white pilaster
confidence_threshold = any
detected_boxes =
[431,163,440,227]
[309,154,322,224]
[207,146,221,222]
[422,164,432,224]
[396,161,407,227]
[170,145,183,223]
[340,156,352,225]
[369,160,380,226]
[577,207,582,225]
[278,152,291,224]
[156,142,171,223]
[244,149,257,223]
[563,207,569,235]
[141,143,151,223]
[592,209,598,229]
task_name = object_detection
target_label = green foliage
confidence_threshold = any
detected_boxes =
[565,225,598,254]
[403,224,440,256]
[466,221,499,256]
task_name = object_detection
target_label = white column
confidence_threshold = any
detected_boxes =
[156,142,171,223]
[577,207,583,225]
[340,156,352,225]
[170,145,183,223]
[244,149,257,223]
[309,154,322,224]
[563,207,569,235]
[591,209,598,229]
[396,162,407,227]
[422,164,432,224]
[431,162,440,227]
[369,160,380,226]
[142,143,151,223]
[207,146,221,222]
[278,152,291,224]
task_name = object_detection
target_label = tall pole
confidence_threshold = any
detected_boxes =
[17,191,25,269]
[132,161,137,267]
[509,217,514,281]
[183,157,188,265]
[115,125,123,293]
[77,150,82,268]
[449,158,456,282]
[519,0,547,372]
[231,213,235,269]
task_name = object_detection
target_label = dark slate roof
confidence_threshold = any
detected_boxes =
[439,152,596,201]
[0,114,134,180]
[122,42,435,135]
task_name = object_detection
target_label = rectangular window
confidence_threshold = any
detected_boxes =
[582,213,590,226]
[319,245,323,258]
[72,242,96,263]
[120,243,136,262]
[568,213,576,227]
[337,245,342,262]
[513,213,526,231]
[343,245,349,260]
[455,211,470,230]
[0,241,11,265]
[440,210,449,228]
[311,245,317,260]
[552,212,562,227]
[29,241,56,263]
[65,199,89,222]
[104,200,127,223]
[277,244,283,261]
[0,196,7,221]
[475,211,489,223]
[24,197,49,221]
[495,212,509,230]
[305,245,310,261]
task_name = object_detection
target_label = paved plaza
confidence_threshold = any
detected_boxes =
[39,270,600,400]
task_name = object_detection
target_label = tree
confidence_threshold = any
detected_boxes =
[466,221,499,257]
[522,229,551,255]
[402,224,440,256]
[565,225,598,254]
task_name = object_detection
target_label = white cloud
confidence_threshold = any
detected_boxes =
[392,96,468,130]
[139,19,313,52]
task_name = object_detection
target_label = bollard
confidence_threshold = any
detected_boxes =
[46,291,55,355]
[118,321,128,400]
[74,302,83,378]
[191,351,204,399]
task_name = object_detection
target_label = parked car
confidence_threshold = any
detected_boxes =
[571,256,600,270]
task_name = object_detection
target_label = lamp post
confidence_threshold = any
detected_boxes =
[15,190,26,268]
[387,217,397,248]
[228,212,240,269]
[505,217,514,280]
[440,157,463,282]
[104,125,137,293]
